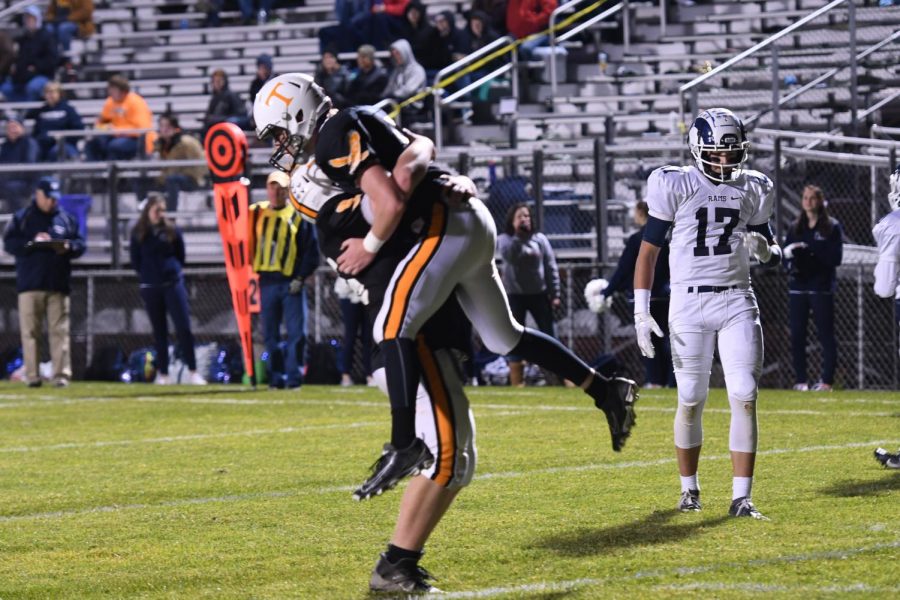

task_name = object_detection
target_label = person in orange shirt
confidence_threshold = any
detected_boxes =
[86,75,156,161]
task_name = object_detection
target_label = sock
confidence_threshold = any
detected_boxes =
[680,474,699,493]
[385,543,423,565]
[510,328,592,386]
[733,476,753,500]
[381,338,419,449]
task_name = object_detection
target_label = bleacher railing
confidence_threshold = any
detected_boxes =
[678,0,852,131]
[548,0,627,98]
[431,35,518,149]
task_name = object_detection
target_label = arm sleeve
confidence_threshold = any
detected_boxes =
[67,216,87,258]
[174,230,186,265]
[540,234,560,298]
[874,229,900,298]
[823,222,843,268]
[315,113,380,190]
[129,233,141,273]
[642,215,672,247]
[2,213,28,256]
[605,232,641,296]
[645,169,678,222]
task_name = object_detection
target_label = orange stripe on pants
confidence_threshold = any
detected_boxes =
[383,203,447,340]
[416,337,455,487]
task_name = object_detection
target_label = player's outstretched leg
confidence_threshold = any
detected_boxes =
[874,447,900,469]
[509,328,638,451]
[353,439,434,501]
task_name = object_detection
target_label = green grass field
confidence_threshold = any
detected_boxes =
[0,381,897,598]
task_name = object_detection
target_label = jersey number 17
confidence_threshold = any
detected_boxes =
[694,207,740,257]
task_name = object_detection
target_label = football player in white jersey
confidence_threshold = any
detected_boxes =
[872,165,900,470]
[633,108,782,519]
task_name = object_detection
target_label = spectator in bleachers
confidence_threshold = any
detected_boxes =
[250,171,320,389]
[0,6,58,102]
[0,115,40,211]
[351,0,410,50]
[497,202,561,386]
[402,1,446,72]
[3,177,85,387]
[315,50,352,109]
[384,39,427,121]
[346,45,388,106]
[0,32,14,83]
[239,0,276,25]
[248,54,275,105]
[155,114,206,212]
[26,81,84,162]
[461,9,499,55]
[86,75,156,161]
[505,0,557,59]
[434,10,466,63]
[46,0,95,54]
[130,193,206,386]
[202,69,248,134]
[785,184,844,392]
[334,277,373,387]
[472,0,509,34]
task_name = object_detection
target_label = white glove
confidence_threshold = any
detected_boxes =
[584,278,613,314]
[742,231,772,263]
[635,312,663,358]
[782,242,807,260]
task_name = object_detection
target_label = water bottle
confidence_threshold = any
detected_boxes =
[598,52,608,75]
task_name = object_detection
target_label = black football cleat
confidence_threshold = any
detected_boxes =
[678,489,701,512]
[729,496,769,520]
[353,439,434,501]
[589,375,638,452]
[369,553,440,594]
[874,447,900,470]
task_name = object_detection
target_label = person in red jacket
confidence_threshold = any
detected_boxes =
[506,0,557,58]
[352,0,410,50]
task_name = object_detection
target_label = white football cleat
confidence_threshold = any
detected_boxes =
[186,371,207,385]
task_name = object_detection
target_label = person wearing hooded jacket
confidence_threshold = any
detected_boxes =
[1,6,58,102]
[401,1,446,72]
[384,39,427,121]
[202,69,248,134]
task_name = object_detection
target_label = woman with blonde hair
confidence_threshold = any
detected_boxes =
[130,194,205,385]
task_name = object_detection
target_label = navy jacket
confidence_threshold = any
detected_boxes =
[26,100,85,155]
[0,135,39,179]
[130,225,186,287]
[784,217,843,292]
[606,226,671,300]
[11,27,58,84]
[2,201,86,294]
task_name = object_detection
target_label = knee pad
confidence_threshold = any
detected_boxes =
[726,372,759,453]
[673,376,708,449]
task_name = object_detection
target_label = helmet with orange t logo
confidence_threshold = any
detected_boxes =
[253,73,332,173]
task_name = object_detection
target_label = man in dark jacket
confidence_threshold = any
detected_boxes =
[248,53,275,104]
[402,1,446,72]
[0,115,40,211]
[202,69,247,134]
[2,177,86,387]
[346,44,388,106]
[587,201,674,388]
[0,6,58,102]
[26,81,85,161]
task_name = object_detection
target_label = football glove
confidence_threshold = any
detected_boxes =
[635,312,663,358]
[742,231,773,263]
[288,277,304,295]
[782,242,807,260]
[584,278,613,314]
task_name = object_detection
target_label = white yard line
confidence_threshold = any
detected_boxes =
[0,438,896,523]
[431,541,900,598]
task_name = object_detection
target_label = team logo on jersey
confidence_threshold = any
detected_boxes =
[335,194,362,214]
[328,130,370,175]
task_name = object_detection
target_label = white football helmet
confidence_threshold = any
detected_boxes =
[688,108,750,183]
[253,73,332,173]
[288,160,341,222]
[889,165,900,211]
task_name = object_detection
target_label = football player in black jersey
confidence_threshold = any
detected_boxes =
[252,73,639,504]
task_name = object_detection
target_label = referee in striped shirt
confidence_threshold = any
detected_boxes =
[250,171,320,389]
